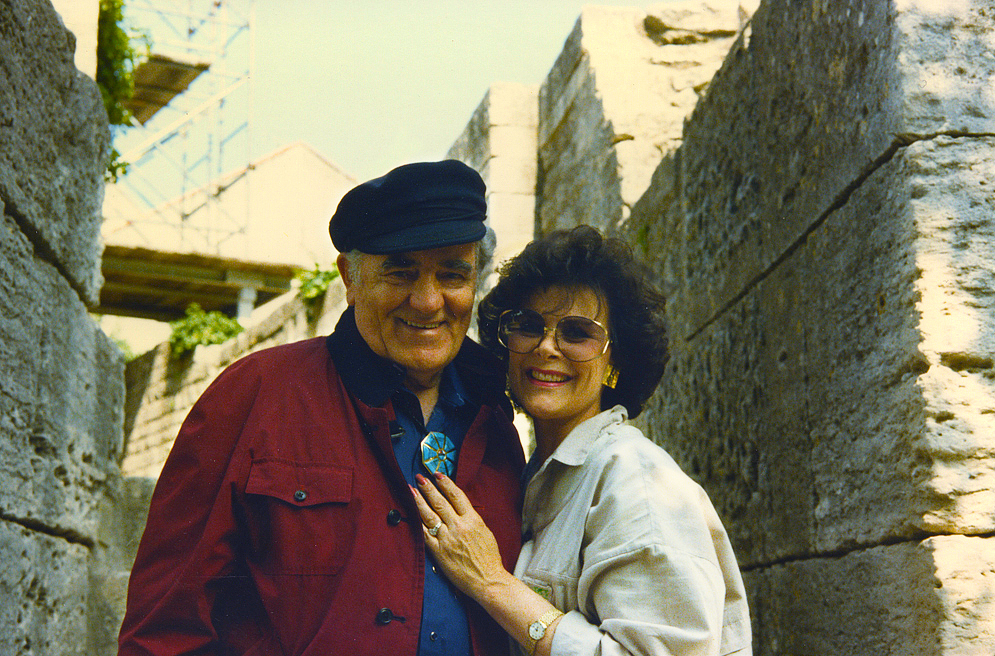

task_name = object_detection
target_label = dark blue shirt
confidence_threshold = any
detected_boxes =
[392,366,475,656]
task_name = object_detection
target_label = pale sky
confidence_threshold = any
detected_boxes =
[246,1,667,181]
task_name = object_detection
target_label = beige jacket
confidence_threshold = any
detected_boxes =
[514,407,752,656]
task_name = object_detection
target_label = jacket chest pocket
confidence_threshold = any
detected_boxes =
[244,459,355,575]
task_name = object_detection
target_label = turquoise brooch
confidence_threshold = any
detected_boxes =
[420,431,456,477]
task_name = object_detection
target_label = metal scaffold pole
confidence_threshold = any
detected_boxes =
[103,0,255,257]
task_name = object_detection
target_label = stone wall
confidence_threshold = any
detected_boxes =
[448,82,539,285]
[536,1,756,236]
[609,0,995,653]
[0,0,123,654]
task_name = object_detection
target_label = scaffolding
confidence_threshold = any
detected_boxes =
[103,0,255,255]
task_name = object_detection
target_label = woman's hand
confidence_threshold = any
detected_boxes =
[413,473,564,656]
[411,473,516,601]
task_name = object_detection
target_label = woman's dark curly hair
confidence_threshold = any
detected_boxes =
[478,225,669,418]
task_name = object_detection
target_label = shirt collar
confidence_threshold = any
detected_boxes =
[393,359,470,425]
[521,405,629,531]
[545,405,628,467]
[439,363,469,409]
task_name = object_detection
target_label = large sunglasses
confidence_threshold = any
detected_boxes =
[497,309,610,362]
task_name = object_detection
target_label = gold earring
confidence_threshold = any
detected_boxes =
[603,364,618,389]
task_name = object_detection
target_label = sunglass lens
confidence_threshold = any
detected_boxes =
[506,310,543,335]
[556,317,608,361]
[500,310,545,353]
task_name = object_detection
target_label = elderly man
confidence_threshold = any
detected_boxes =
[118,161,525,656]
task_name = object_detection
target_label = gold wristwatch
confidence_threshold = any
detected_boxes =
[526,608,563,655]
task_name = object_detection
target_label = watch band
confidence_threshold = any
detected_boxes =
[527,608,564,655]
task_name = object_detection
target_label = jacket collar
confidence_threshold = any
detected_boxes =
[326,306,510,413]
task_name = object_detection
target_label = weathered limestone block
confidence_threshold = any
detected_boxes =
[928,535,995,652]
[448,82,539,285]
[449,82,538,182]
[537,1,754,235]
[801,149,931,552]
[641,134,995,564]
[0,210,125,543]
[675,0,995,339]
[808,136,995,549]
[0,0,110,304]
[906,136,995,535]
[0,519,90,656]
[745,535,995,655]
[89,476,158,654]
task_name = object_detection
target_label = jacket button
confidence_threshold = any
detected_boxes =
[386,509,402,526]
[376,608,394,625]
[294,490,307,502]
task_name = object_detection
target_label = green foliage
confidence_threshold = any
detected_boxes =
[96,0,149,181]
[636,224,651,256]
[96,0,138,127]
[111,335,137,362]
[104,146,129,183]
[295,265,340,304]
[168,304,244,357]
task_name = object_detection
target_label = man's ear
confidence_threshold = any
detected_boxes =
[337,253,356,305]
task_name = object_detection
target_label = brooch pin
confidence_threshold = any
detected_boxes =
[420,431,456,477]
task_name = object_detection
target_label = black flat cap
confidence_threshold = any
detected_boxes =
[329,160,487,254]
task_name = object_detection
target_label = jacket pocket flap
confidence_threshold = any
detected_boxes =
[246,459,353,506]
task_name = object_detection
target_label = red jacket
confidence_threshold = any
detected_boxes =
[119,311,524,656]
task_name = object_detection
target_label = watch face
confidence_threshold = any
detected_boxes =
[529,622,544,640]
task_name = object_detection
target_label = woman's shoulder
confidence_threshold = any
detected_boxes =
[591,416,686,478]
[584,418,724,559]
[586,415,709,511]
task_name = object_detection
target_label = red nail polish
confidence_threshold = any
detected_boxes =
[415,474,427,485]
[434,471,444,480]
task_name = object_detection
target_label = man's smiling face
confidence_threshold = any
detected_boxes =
[341,243,478,389]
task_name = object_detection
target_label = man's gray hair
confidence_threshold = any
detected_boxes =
[343,226,495,292]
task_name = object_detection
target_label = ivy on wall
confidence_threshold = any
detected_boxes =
[295,265,340,304]
[295,265,340,319]
[95,0,147,181]
[168,304,244,358]
[96,0,134,125]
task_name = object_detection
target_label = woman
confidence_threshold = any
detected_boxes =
[412,226,752,656]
